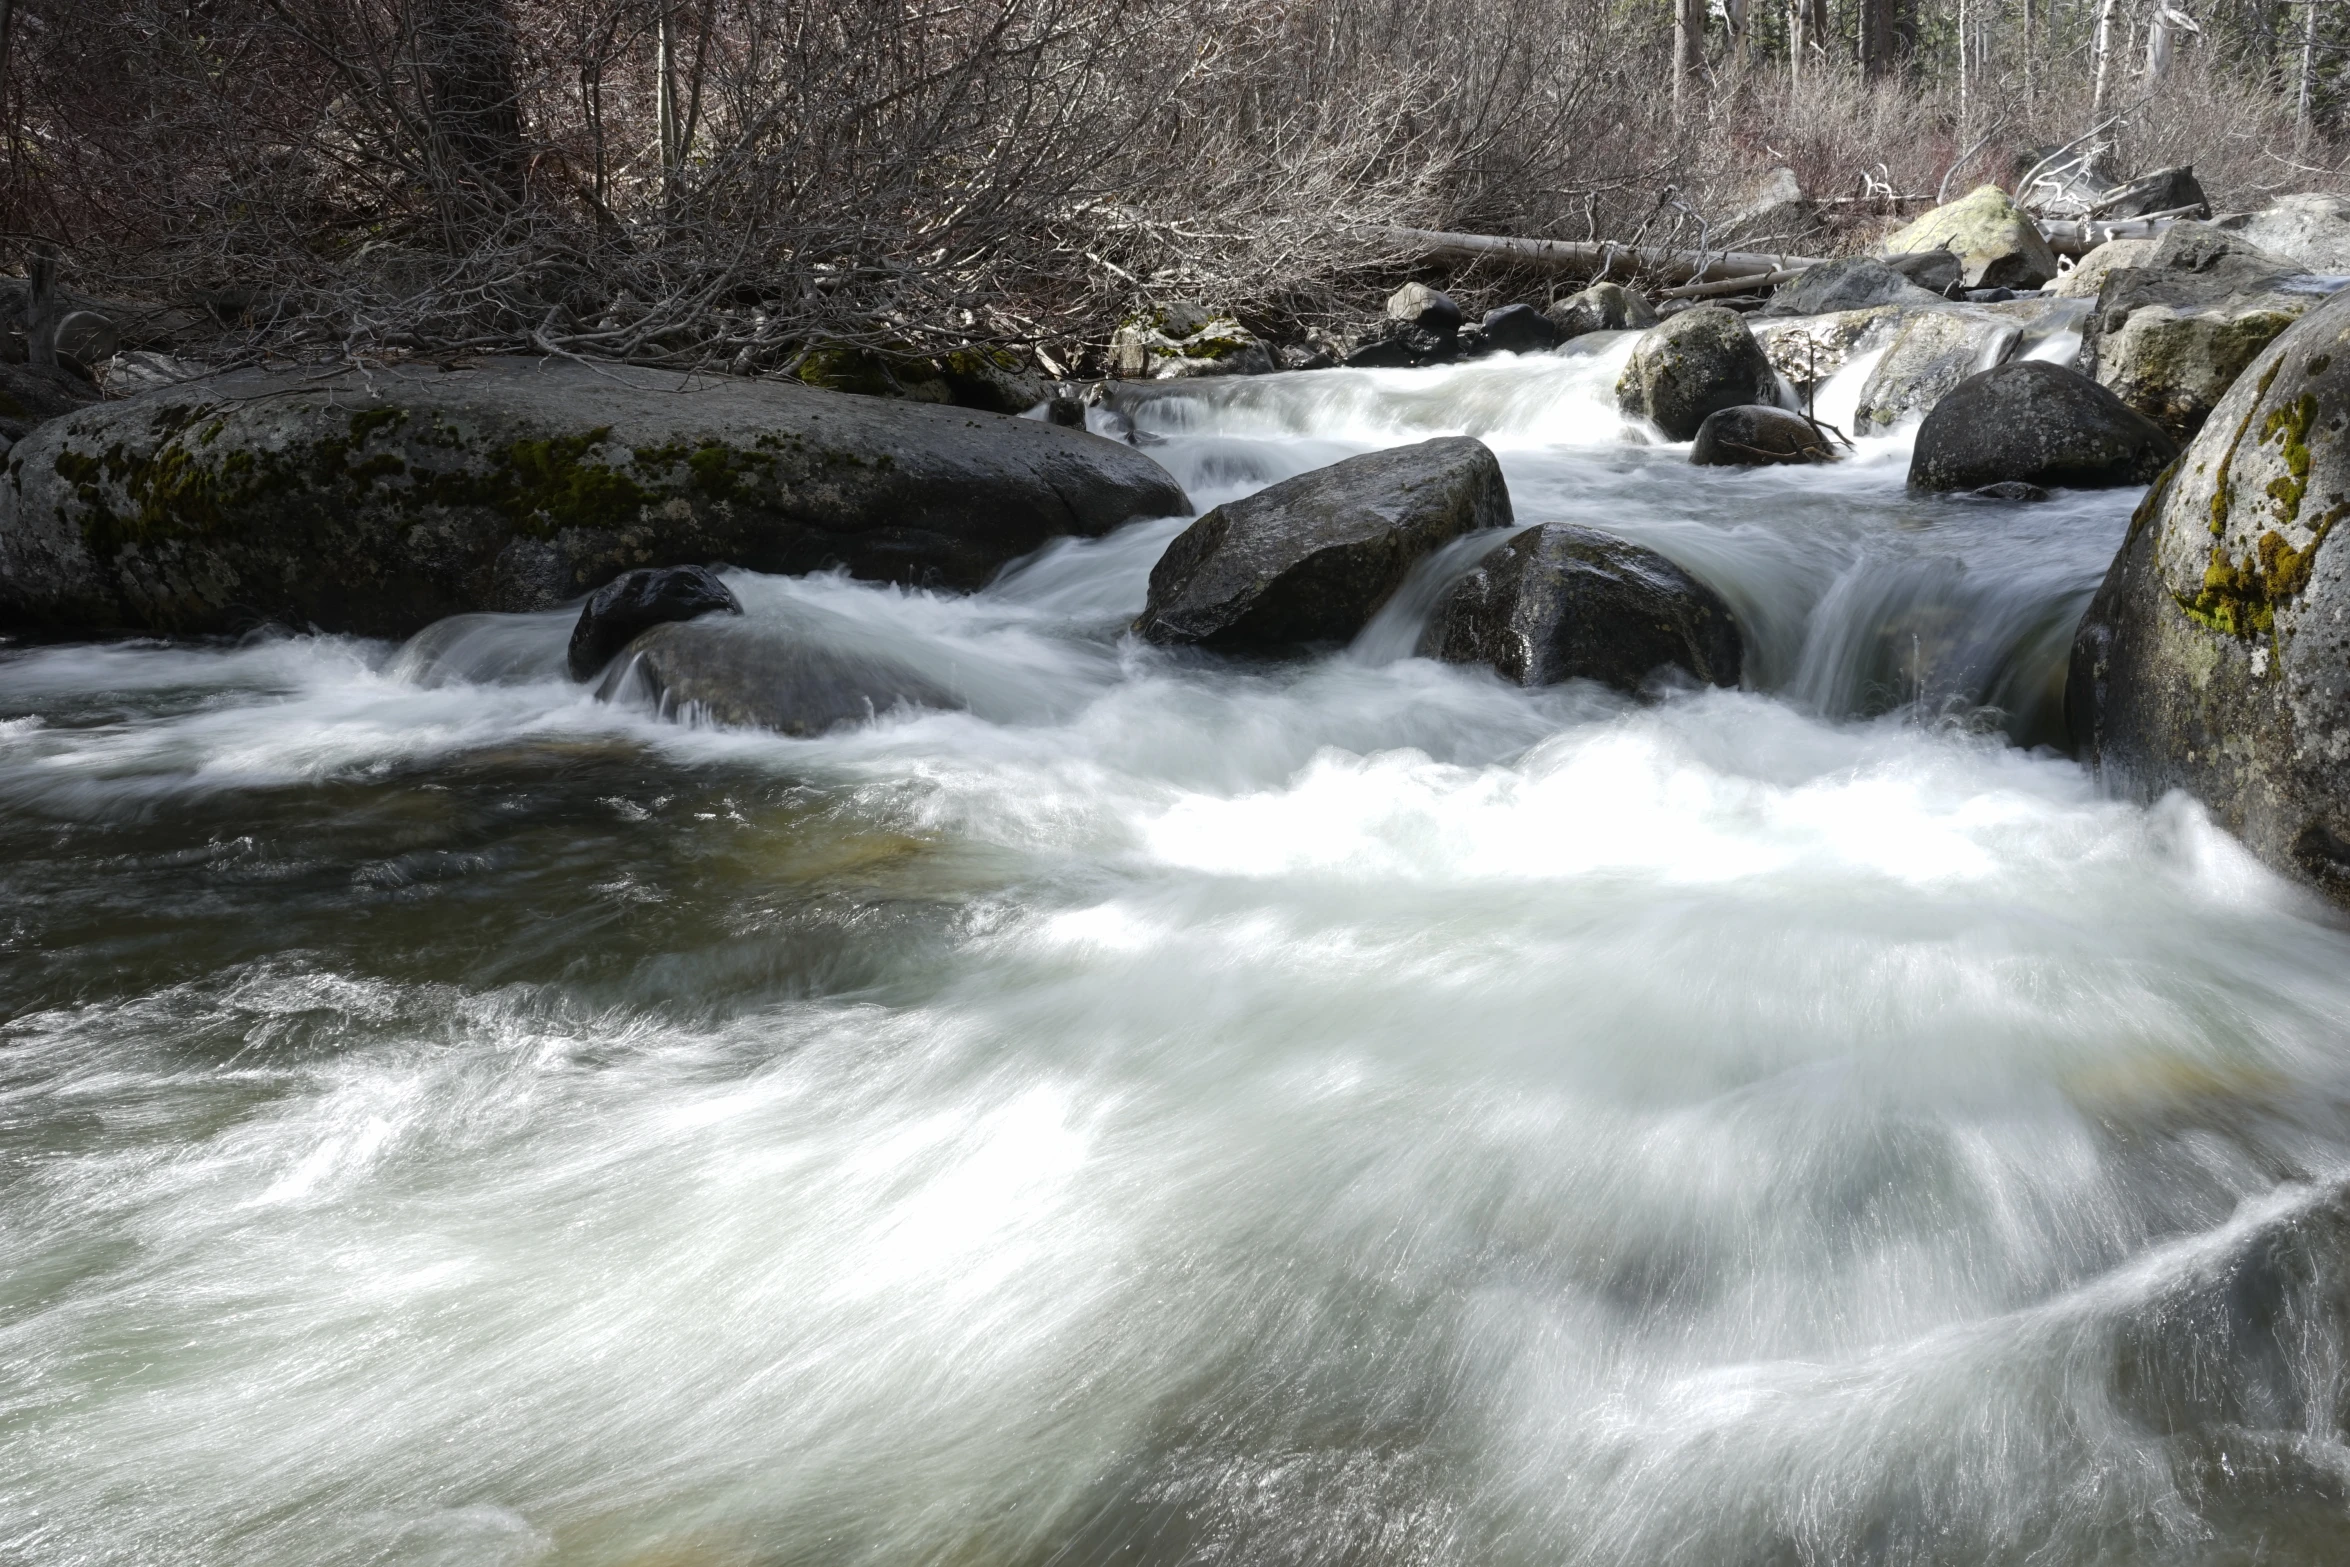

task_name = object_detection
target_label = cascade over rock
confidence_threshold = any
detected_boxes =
[1135,436,1511,649]
[1909,361,2178,492]
[1615,307,1778,441]
[1420,522,1742,692]
[609,613,955,735]
[2069,286,2350,907]
[0,358,1189,638]
[1853,311,2022,434]
[568,564,742,679]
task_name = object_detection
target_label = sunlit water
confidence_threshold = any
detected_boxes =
[7,342,2350,1567]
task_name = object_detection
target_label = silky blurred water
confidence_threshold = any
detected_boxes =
[6,344,2350,1567]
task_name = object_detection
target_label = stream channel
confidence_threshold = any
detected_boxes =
[6,334,2350,1566]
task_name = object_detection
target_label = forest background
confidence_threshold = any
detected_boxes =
[4,0,2345,375]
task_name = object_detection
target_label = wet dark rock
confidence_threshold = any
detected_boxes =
[1135,436,1511,650]
[1386,283,1464,336]
[1759,258,1944,317]
[1547,283,1659,340]
[1044,395,1085,427]
[567,564,741,679]
[1690,405,1838,466]
[0,357,1190,638]
[1420,522,1741,693]
[1342,323,1457,369]
[2092,165,2209,220]
[0,360,100,447]
[1615,306,1779,441]
[613,613,954,735]
[1882,250,1965,296]
[2068,287,2350,909]
[1476,303,1566,355]
[1853,311,2023,434]
[1908,361,2178,493]
[1970,480,2050,502]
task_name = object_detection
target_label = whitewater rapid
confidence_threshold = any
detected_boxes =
[6,342,2350,1567]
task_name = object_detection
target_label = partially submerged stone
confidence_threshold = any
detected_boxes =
[1690,405,1838,466]
[0,357,1190,638]
[1853,310,2022,434]
[613,612,954,735]
[568,564,741,679]
[1475,303,1565,355]
[1135,436,1511,649]
[1420,522,1741,692]
[2068,286,2350,906]
[1879,184,2060,290]
[1615,307,1778,441]
[1907,360,2178,493]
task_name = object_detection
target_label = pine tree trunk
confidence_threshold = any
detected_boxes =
[411,0,526,207]
[1673,0,1706,113]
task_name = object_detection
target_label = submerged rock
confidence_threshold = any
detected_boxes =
[1760,258,1944,318]
[1853,310,2022,434]
[2068,287,2350,907]
[1879,185,2060,290]
[0,357,1190,638]
[1615,307,1779,441]
[1135,436,1511,649]
[1690,405,1838,466]
[1970,480,2050,502]
[1421,522,1741,692]
[1547,282,1659,340]
[2080,223,2327,440]
[1908,360,2178,493]
[568,564,741,679]
[614,613,954,735]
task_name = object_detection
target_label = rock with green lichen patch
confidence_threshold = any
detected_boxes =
[2070,285,2350,907]
[1877,185,2059,290]
[1108,307,1275,380]
[0,357,1189,638]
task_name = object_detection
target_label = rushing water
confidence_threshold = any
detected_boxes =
[7,344,2350,1567]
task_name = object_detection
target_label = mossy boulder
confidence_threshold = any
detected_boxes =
[1878,184,2060,290]
[1420,522,1741,692]
[1547,283,1658,340]
[0,357,1189,638]
[1108,305,1275,380]
[793,342,1046,414]
[1615,307,1778,441]
[2069,286,2350,906]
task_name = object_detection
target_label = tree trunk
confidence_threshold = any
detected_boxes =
[2299,0,2320,147]
[1787,0,1805,89]
[1672,0,1705,114]
[1858,0,1898,80]
[657,0,680,199]
[2090,0,2121,113]
[411,0,527,207]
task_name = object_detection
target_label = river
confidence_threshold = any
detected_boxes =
[6,339,2350,1566]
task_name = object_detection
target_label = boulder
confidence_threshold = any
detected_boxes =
[2067,286,2350,905]
[1881,250,1965,296]
[1420,523,1741,692]
[1476,303,1566,355]
[1108,306,1276,380]
[2080,222,2326,438]
[1135,436,1510,649]
[0,361,100,448]
[0,357,1190,638]
[1690,405,1838,466]
[1615,306,1779,441]
[1386,283,1465,336]
[2051,237,2158,299]
[1547,282,1659,340]
[791,342,1048,412]
[1907,360,2179,493]
[2087,165,2209,220]
[2217,193,2350,275]
[1759,258,1945,318]
[567,564,742,679]
[1751,306,1904,394]
[1722,167,1827,249]
[1878,184,2061,290]
[1852,310,2022,434]
[612,613,953,735]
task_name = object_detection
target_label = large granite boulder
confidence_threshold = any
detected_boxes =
[1109,303,1276,379]
[1615,307,1779,441]
[1760,258,1945,318]
[1721,166,1827,249]
[611,612,955,735]
[1135,436,1510,649]
[567,563,741,679]
[1690,405,1838,466]
[1908,361,2178,492]
[2067,287,2350,905]
[1547,283,1658,340]
[0,358,1190,638]
[2217,194,2350,275]
[2052,237,2158,299]
[2080,222,2331,439]
[1420,523,1742,692]
[1853,310,2022,434]
[1878,185,2060,290]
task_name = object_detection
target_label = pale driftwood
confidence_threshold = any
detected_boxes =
[1374,225,1824,285]
[1659,266,1808,300]
[2039,206,2212,254]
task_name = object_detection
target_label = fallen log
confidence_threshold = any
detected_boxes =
[1659,266,1808,300]
[1373,225,1824,286]
[2037,206,2216,256]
